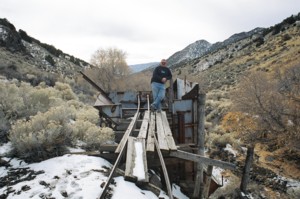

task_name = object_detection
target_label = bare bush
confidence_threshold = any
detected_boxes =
[89,47,132,91]
[231,64,300,146]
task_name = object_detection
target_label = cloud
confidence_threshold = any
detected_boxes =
[1,0,299,65]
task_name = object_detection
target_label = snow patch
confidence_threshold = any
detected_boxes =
[224,144,237,157]
[133,141,145,180]
[0,142,12,156]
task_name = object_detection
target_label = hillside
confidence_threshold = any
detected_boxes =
[167,13,300,198]
[0,18,90,86]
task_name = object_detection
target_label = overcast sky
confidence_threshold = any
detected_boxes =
[1,0,299,65]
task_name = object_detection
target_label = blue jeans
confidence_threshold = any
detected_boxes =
[151,82,165,111]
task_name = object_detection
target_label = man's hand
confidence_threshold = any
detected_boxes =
[162,77,167,83]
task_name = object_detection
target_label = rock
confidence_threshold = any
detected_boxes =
[21,185,31,191]
[286,181,300,198]
[60,190,68,197]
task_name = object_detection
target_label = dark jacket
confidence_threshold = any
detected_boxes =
[151,66,172,84]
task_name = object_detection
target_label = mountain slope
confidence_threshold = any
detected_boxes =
[171,13,300,91]
[129,62,159,73]
[167,39,212,67]
[0,18,90,85]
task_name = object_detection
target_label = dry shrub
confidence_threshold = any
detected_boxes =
[69,120,114,150]
[75,105,99,125]
[9,106,76,162]
[4,80,115,161]
[208,132,236,148]
[0,82,24,119]
[54,82,78,100]
[83,126,114,150]
[221,112,259,139]
[9,103,114,161]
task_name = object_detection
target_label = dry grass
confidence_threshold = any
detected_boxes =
[254,143,300,180]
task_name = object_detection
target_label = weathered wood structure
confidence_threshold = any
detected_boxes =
[80,72,236,199]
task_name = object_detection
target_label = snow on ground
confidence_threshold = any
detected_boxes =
[0,142,12,156]
[224,144,237,157]
[0,143,189,199]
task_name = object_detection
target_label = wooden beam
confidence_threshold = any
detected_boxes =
[193,93,206,198]
[138,110,150,139]
[240,146,254,193]
[125,137,137,182]
[115,112,139,153]
[161,111,177,150]
[169,150,236,170]
[146,112,155,152]
[156,112,169,150]
[79,71,113,104]
[99,134,128,199]
[204,165,213,198]
[152,127,174,199]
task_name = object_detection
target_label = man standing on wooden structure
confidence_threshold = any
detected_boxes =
[150,59,172,112]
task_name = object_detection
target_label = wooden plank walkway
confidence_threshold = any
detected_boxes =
[99,109,236,199]
[124,110,177,184]
[125,136,149,183]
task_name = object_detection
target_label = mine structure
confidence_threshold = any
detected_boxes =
[80,72,236,199]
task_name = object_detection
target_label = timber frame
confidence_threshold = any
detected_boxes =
[80,72,236,199]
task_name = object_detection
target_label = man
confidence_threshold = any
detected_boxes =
[150,59,172,112]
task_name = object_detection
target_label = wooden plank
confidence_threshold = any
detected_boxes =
[170,150,236,170]
[124,137,149,183]
[155,112,169,151]
[138,110,150,139]
[99,134,128,199]
[161,111,177,151]
[152,125,174,199]
[124,136,137,182]
[146,112,155,152]
[115,112,139,153]
[135,138,149,183]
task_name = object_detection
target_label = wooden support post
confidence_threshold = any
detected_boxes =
[152,129,174,199]
[168,78,174,113]
[177,111,185,144]
[193,93,206,199]
[203,165,213,198]
[240,146,254,194]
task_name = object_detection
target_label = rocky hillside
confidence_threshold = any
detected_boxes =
[0,18,90,85]
[170,13,300,90]
[158,13,300,199]
[167,39,212,67]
